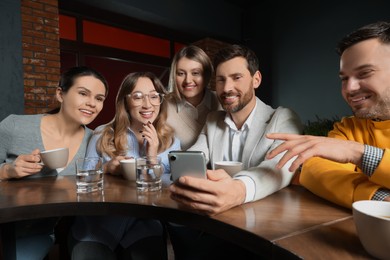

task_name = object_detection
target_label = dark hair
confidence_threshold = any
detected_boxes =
[48,66,109,114]
[337,21,390,55]
[59,66,109,95]
[213,44,259,76]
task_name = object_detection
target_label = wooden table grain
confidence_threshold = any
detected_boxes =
[0,175,373,259]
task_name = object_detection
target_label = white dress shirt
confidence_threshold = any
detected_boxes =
[222,103,257,203]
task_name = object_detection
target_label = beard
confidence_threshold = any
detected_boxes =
[219,89,254,113]
[353,98,390,119]
[351,87,390,120]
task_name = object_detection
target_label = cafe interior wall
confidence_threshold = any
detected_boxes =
[0,0,244,122]
[58,0,390,123]
[84,0,390,124]
[0,0,24,121]
[2,0,390,125]
[248,0,390,124]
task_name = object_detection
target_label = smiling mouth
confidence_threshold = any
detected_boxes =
[351,96,367,102]
[140,111,153,116]
[183,85,196,89]
[222,94,239,103]
[349,94,372,105]
[80,109,93,115]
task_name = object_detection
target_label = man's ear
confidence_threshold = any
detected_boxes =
[252,70,262,89]
[56,87,64,103]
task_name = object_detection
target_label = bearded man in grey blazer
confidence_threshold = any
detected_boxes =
[170,44,303,215]
[168,44,303,259]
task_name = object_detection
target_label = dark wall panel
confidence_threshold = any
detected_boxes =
[0,0,24,121]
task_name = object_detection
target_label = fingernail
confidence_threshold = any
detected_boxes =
[139,130,143,133]
[142,135,145,138]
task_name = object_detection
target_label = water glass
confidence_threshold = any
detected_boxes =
[136,156,163,191]
[76,157,104,193]
[77,190,105,202]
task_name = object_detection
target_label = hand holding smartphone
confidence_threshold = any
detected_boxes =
[168,151,207,182]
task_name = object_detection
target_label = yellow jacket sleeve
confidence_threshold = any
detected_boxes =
[300,117,390,209]
[300,158,381,209]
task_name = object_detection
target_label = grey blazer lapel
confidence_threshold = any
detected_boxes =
[242,99,272,165]
[210,114,229,165]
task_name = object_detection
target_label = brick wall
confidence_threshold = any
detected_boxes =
[193,37,231,90]
[21,0,60,114]
[193,37,230,62]
[18,1,226,114]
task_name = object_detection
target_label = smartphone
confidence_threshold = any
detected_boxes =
[168,151,207,182]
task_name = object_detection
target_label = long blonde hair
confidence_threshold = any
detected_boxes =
[167,45,213,102]
[96,72,174,158]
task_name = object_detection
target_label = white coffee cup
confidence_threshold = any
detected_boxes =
[214,161,243,176]
[40,148,69,169]
[353,200,390,259]
[120,158,136,181]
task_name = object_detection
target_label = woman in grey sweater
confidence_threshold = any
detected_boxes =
[0,66,108,259]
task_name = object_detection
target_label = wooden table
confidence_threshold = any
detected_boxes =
[0,175,374,259]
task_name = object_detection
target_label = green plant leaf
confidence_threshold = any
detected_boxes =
[303,115,340,136]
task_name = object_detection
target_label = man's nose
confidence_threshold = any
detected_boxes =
[344,78,360,92]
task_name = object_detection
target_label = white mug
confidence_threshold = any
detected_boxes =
[214,161,243,176]
[120,158,136,181]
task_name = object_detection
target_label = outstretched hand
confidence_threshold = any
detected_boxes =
[266,133,365,172]
[169,169,246,216]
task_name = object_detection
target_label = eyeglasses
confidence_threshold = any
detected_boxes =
[127,92,165,106]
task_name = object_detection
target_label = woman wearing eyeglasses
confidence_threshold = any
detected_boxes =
[70,72,180,260]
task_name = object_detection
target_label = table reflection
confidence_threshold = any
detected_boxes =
[136,190,162,205]
[0,175,369,258]
[77,190,105,202]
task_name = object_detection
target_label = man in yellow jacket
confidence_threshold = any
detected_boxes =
[266,21,390,208]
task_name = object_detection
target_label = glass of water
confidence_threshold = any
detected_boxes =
[75,157,104,193]
[136,156,163,191]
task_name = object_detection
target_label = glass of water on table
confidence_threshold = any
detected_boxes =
[136,156,163,191]
[75,157,104,193]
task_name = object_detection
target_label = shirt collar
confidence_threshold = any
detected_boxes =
[176,89,213,113]
[224,102,257,131]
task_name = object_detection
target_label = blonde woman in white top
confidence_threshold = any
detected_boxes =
[166,45,221,150]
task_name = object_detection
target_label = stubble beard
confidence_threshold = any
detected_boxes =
[353,89,390,120]
[220,90,254,114]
